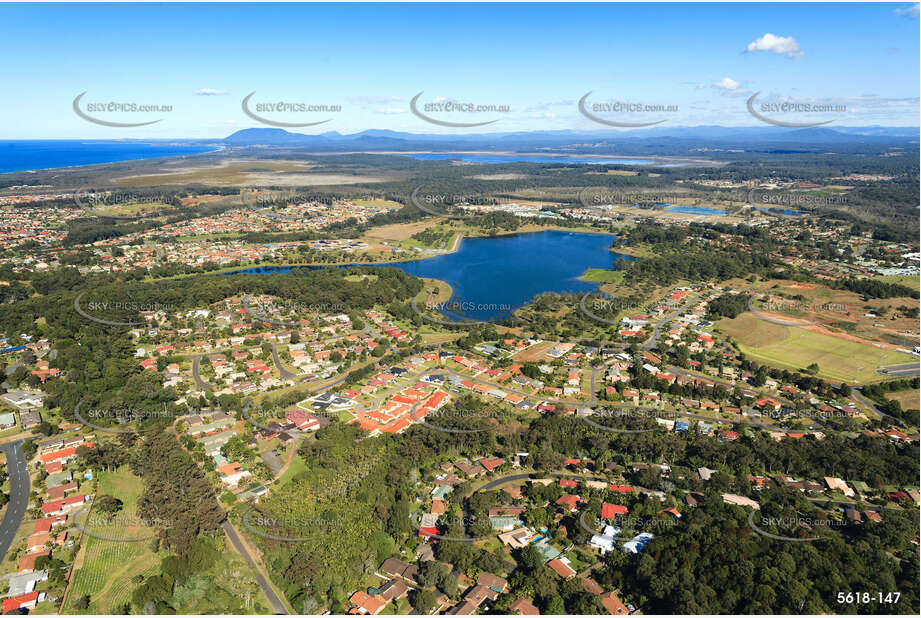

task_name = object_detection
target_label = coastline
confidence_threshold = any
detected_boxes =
[0,143,223,176]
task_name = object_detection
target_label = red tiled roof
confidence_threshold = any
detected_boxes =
[601,503,629,518]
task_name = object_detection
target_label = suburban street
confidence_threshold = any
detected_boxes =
[642,292,704,351]
[191,355,213,391]
[0,440,30,563]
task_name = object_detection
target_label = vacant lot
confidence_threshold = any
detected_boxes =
[886,389,920,411]
[66,466,160,613]
[115,159,396,187]
[721,313,911,383]
[740,278,919,346]
[874,274,921,292]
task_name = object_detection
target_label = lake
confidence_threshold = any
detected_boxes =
[665,205,726,216]
[0,140,217,174]
[405,152,657,165]
[232,230,634,322]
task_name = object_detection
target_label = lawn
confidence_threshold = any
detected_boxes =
[721,314,911,383]
[579,268,624,284]
[65,466,161,613]
[275,453,308,487]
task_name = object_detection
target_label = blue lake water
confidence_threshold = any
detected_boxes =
[405,152,656,166]
[665,205,726,216]
[231,230,634,322]
[0,140,217,174]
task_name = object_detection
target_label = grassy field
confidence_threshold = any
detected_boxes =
[886,389,920,411]
[91,201,173,217]
[721,313,911,383]
[274,453,308,488]
[579,268,624,284]
[115,159,394,188]
[65,466,161,614]
[874,274,921,292]
[352,198,402,209]
[734,278,919,346]
[65,466,271,614]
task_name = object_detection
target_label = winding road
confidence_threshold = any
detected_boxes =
[642,292,704,351]
[191,355,213,391]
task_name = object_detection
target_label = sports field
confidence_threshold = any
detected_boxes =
[721,313,911,383]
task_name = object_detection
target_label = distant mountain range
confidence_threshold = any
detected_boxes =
[221,126,919,152]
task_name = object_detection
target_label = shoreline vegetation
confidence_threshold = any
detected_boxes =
[152,224,628,280]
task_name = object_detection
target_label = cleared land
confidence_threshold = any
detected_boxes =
[886,389,920,411]
[721,313,912,383]
[114,159,397,187]
[66,466,159,614]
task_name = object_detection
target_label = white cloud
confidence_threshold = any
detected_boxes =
[194,88,229,96]
[894,3,919,18]
[377,107,406,115]
[712,77,740,91]
[745,33,803,59]
[711,77,750,97]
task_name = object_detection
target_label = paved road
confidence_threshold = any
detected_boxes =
[850,386,905,425]
[642,293,704,351]
[191,355,213,391]
[876,362,920,378]
[221,520,289,614]
[0,440,31,563]
[270,345,297,382]
[477,472,608,493]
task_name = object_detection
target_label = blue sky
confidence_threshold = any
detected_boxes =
[1,2,918,138]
